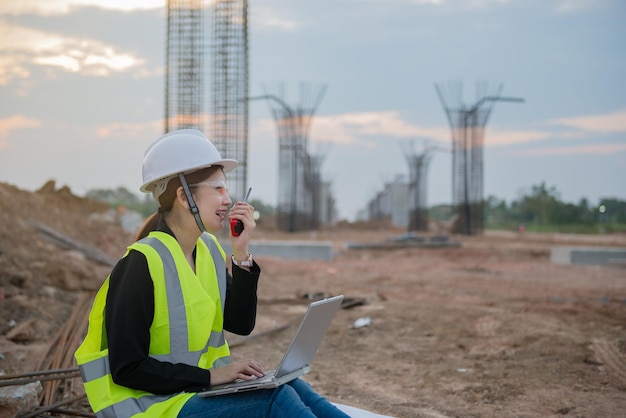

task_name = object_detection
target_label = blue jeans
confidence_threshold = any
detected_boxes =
[177,378,350,418]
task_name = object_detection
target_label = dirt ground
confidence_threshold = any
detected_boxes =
[1,181,625,418]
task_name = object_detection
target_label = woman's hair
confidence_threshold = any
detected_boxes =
[134,166,223,241]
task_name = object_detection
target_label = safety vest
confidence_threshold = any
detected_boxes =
[75,231,231,417]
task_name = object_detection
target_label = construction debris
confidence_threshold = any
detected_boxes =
[6,319,37,343]
[350,317,372,329]
[0,381,42,417]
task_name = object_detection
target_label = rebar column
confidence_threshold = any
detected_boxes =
[211,0,249,200]
[252,83,326,232]
[165,0,206,131]
[164,1,249,202]
[435,81,523,235]
[402,140,434,231]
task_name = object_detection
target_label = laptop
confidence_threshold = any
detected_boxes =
[198,294,344,397]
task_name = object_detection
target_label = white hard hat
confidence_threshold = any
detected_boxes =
[140,129,238,199]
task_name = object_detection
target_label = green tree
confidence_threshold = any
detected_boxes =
[480,183,626,233]
[515,182,560,224]
[484,195,509,224]
[552,202,584,225]
[577,198,594,224]
[597,198,626,223]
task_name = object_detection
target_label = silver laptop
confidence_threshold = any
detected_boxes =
[198,295,344,397]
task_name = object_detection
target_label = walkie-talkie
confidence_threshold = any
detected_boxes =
[230,187,252,237]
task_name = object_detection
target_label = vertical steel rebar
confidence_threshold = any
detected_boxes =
[435,81,523,235]
[165,0,249,203]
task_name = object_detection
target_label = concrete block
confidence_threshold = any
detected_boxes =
[220,240,334,261]
[0,381,42,417]
[551,246,626,266]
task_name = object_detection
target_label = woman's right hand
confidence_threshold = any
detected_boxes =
[210,358,266,386]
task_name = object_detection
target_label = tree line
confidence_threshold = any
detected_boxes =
[87,182,626,234]
[483,182,626,233]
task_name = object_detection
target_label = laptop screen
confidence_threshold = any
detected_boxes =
[275,295,344,377]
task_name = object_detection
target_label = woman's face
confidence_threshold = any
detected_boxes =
[189,169,232,233]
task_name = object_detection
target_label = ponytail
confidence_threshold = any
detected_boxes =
[134,211,161,242]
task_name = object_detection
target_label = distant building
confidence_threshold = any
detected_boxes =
[367,175,410,228]
[317,180,337,226]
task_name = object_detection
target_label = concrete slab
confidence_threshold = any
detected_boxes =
[551,246,626,266]
[345,234,462,250]
[219,240,334,261]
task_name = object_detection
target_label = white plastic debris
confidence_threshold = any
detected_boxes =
[351,317,372,329]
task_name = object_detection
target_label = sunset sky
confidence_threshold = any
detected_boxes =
[0,0,624,220]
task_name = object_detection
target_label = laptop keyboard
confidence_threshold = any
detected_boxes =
[228,370,275,387]
[248,370,275,384]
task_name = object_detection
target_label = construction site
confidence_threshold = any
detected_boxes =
[1,0,626,417]
[1,181,626,417]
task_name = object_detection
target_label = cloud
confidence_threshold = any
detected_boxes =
[454,0,512,9]
[555,0,599,13]
[385,0,512,10]
[310,111,450,145]
[250,118,276,138]
[514,142,626,156]
[250,111,451,151]
[0,0,163,16]
[484,129,552,146]
[484,108,626,148]
[0,19,147,85]
[393,0,443,4]
[0,115,41,148]
[475,108,626,158]
[252,6,301,30]
[0,53,31,85]
[551,109,626,134]
[255,108,625,157]
[253,108,624,152]
[95,120,162,140]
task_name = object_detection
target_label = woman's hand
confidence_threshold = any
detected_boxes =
[229,201,256,257]
[210,358,265,386]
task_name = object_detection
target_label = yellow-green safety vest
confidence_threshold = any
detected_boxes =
[75,231,231,417]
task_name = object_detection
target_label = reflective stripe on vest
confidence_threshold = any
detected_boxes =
[96,392,180,418]
[76,231,230,417]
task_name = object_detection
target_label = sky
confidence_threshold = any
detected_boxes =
[0,0,624,221]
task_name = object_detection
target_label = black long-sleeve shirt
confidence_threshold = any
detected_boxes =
[105,225,260,394]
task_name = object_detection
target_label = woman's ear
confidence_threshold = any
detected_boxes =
[175,186,190,210]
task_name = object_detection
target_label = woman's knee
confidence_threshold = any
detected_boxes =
[271,382,300,402]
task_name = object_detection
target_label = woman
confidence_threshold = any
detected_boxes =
[75,129,350,417]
